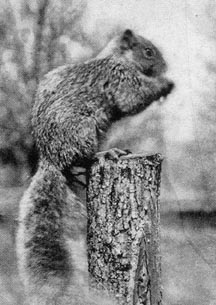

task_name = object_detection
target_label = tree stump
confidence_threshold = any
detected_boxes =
[86,153,163,305]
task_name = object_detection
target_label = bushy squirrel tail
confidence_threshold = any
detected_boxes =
[16,160,87,304]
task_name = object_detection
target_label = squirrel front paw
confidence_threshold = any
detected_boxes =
[161,79,175,97]
[95,148,131,160]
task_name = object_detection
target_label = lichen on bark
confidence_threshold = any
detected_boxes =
[86,153,163,305]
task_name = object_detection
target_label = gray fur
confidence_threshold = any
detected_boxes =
[17,29,174,304]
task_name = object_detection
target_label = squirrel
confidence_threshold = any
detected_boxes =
[16,29,174,305]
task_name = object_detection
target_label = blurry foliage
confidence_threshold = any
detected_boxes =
[0,0,88,180]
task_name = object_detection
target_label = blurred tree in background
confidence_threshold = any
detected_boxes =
[0,0,91,185]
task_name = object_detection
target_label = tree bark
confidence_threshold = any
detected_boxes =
[86,153,163,305]
[32,0,49,85]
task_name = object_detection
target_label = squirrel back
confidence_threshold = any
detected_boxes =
[32,29,173,170]
[17,29,174,304]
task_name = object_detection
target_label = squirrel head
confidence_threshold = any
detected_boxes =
[97,29,167,78]
[118,29,167,77]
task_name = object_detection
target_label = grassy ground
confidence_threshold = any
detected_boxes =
[161,212,216,305]
[0,187,216,305]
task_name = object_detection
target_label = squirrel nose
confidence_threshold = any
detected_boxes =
[161,60,167,74]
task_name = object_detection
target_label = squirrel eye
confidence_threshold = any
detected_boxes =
[132,42,138,47]
[144,48,154,58]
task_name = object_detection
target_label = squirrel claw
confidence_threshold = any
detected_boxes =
[95,148,131,160]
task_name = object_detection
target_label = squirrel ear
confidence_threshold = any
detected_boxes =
[120,29,137,50]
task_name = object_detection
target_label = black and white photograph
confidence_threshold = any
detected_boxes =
[0,1,216,304]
